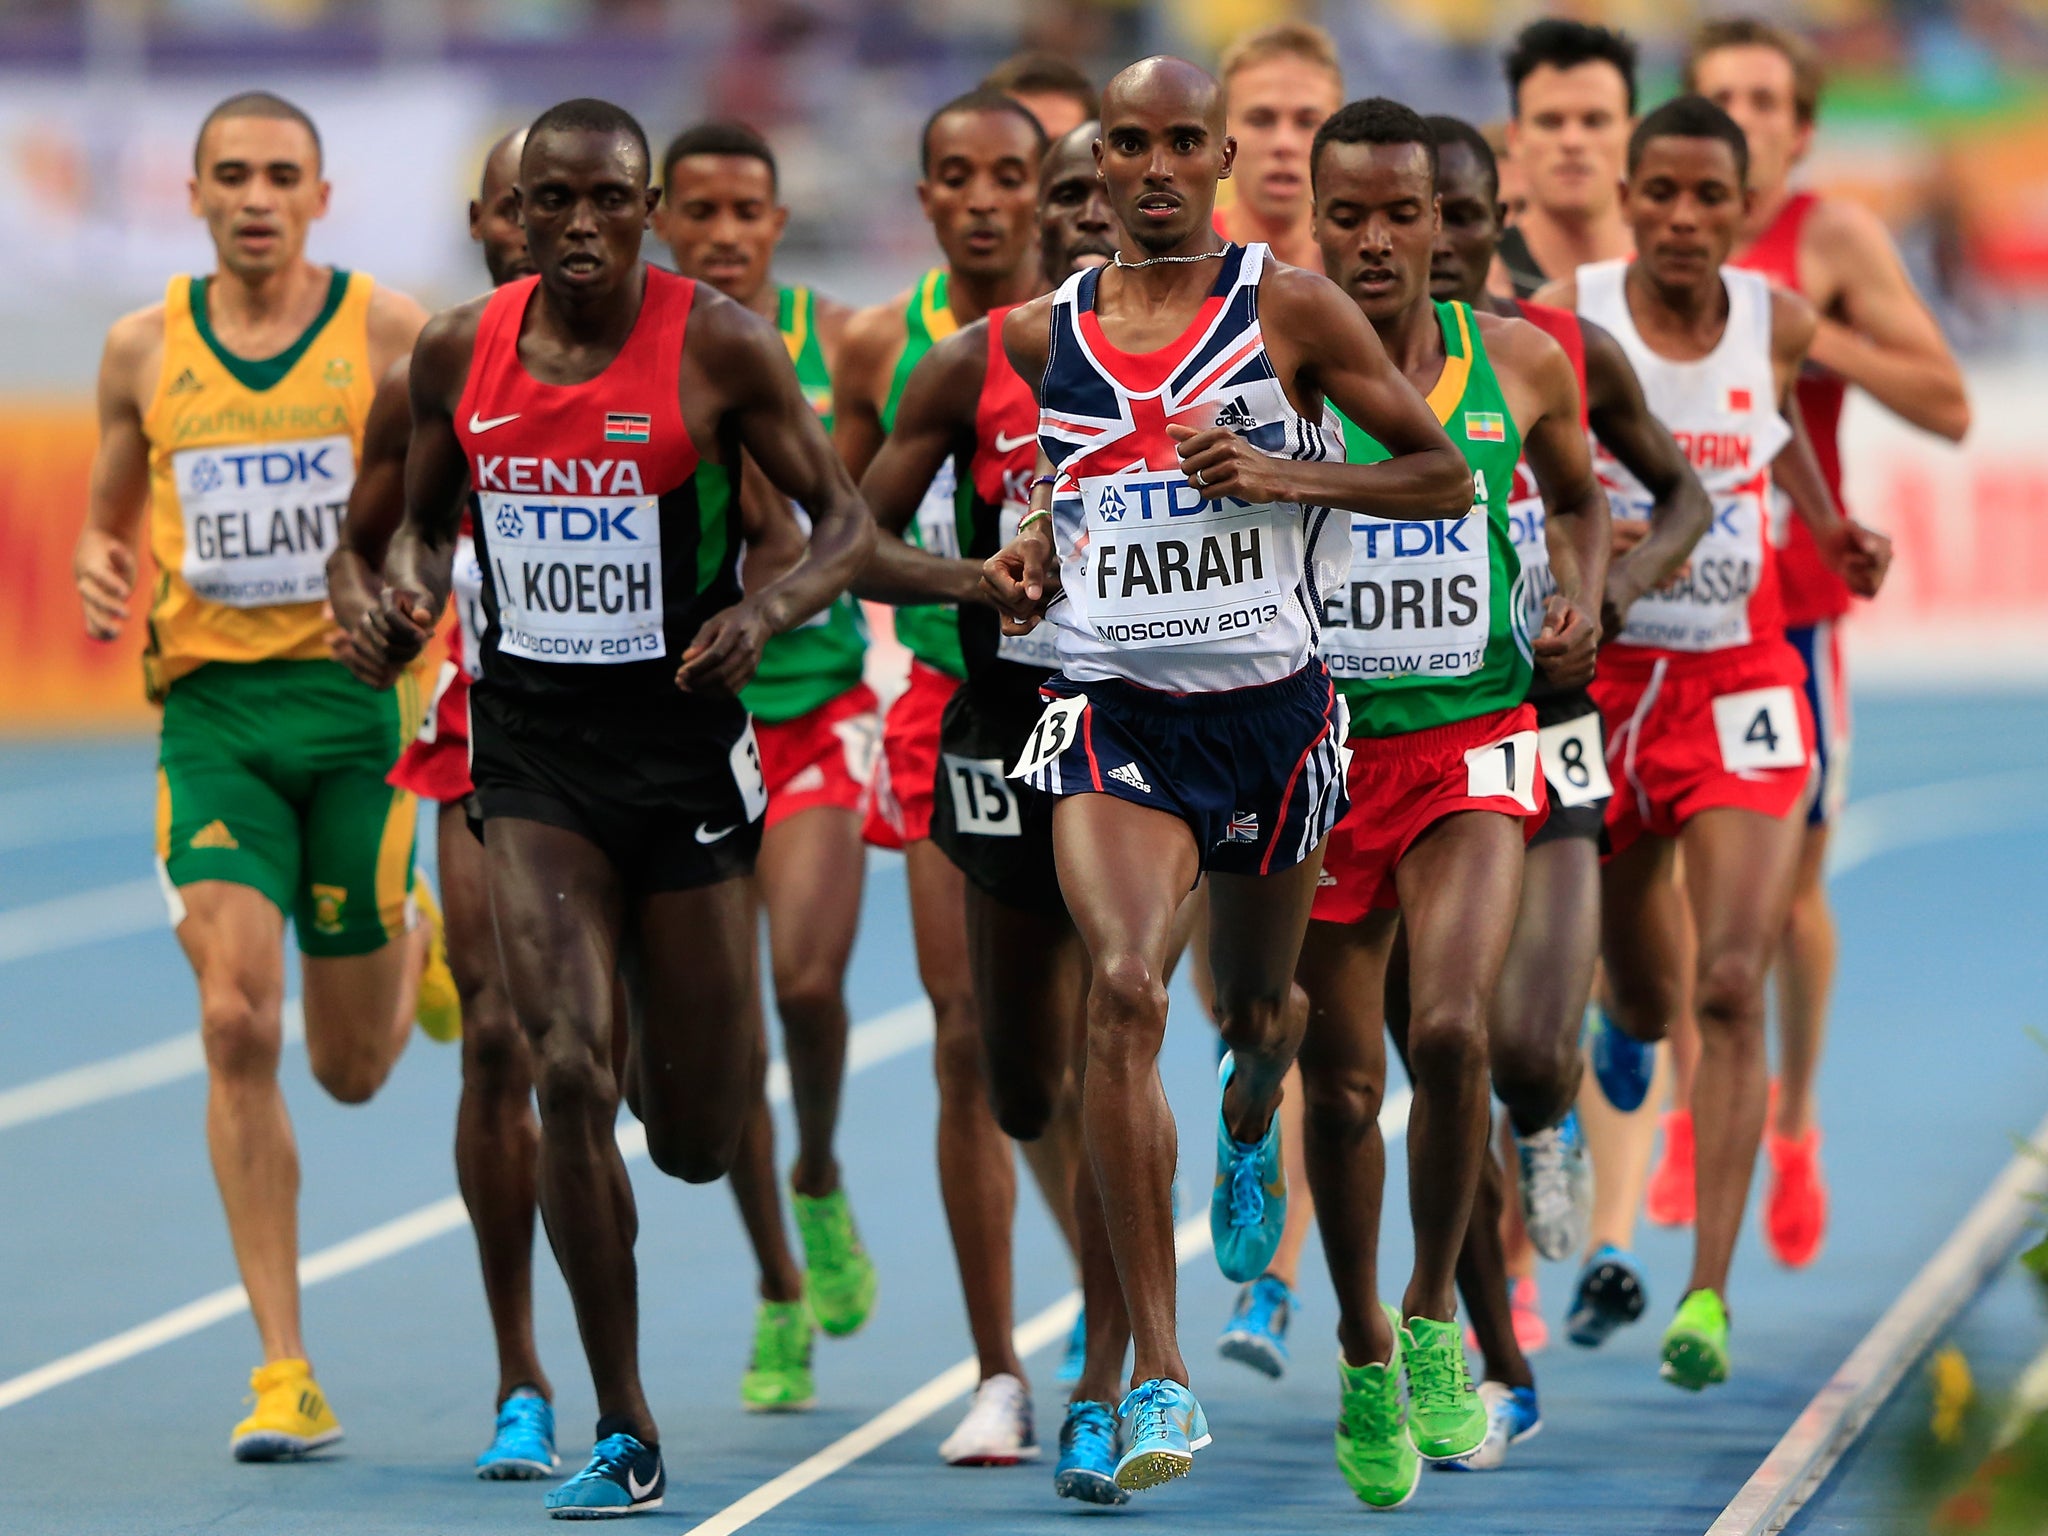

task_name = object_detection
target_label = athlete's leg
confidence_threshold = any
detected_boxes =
[443,804,549,1403]
[1678,806,1805,1298]
[724,992,806,1307]
[1489,837,1597,1134]
[1773,821,1834,1140]
[1054,794,1202,1387]
[298,932,420,1103]
[1578,1044,1670,1256]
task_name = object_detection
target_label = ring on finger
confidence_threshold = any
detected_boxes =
[1192,467,1207,487]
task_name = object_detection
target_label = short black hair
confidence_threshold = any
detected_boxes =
[661,121,777,196]
[525,97,652,184]
[194,91,322,174]
[1310,96,1437,197]
[920,87,1048,177]
[1504,19,1640,116]
[1425,114,1498,203]
[982,52,1098,116]
[1627,93,1749,185]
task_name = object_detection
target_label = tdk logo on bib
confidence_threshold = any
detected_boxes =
[172,433,354,608]
[481,477,665,666]
[185,444,343,498]
[1322,508,1490,679]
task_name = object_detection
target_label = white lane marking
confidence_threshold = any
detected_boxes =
[1707,1108,2048,1536]
[679,1087,1414,1536]
[1828,767,2048,877]
[0,777,144,854]
[0,1000,934,1415]
[0,876,164,967]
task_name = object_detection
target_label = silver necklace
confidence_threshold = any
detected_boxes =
[1112,248,1227,270]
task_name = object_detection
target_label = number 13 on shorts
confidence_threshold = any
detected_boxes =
[1464,729,1542,812]
[1009,694,1088,783]
[1711,685,1806,773]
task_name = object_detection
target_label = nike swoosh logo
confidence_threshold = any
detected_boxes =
[626,1467,659,1501]
[695,823,737,844]
[468,411,520,434]
[994,430,1036,453]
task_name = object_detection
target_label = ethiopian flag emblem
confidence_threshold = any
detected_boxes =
[1464,411,1506,443]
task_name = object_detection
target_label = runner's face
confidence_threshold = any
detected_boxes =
[659,153,786,306]
[1510,62,1631,220]
[919,110,1042,281]
[471,143,535,287]
[1431,141,1502,306]
[190,116,329,280]
[1624,136,1750,289]
[1312,139,1438,326]
[518,129,658,302]
[1226,55,1341,226]
[1692,45,1808,197]
[1039,142,1118,277]
[1097,96,1232,255]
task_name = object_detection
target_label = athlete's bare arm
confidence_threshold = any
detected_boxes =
[74,306,164,641]
[829,293,914,479]
[1803,196,1970,443]
[1484,312,1607,689]
[852,322,985,607]
[677,289,876,695]
[811,293,857,374]
[1769,288,1891,598]
[364,285,432,382]
[327,358,413,667]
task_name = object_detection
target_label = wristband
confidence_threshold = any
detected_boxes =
[1017,507,1052,535]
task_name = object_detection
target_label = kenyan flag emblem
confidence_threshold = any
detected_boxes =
[604,412,651,443]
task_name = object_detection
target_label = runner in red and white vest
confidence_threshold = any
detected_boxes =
[1534,95,1889,1396]
[1686,15,1970,1270]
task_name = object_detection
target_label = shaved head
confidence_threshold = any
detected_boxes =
[479,128,526,203]
[1095,55,1233,257]
[1043,119,1099,187]
[1102,55,1226,135]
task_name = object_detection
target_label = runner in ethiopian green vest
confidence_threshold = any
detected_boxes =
[657,122,880,1411]
[1291,100,1610,1512]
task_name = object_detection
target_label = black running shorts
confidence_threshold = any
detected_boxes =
[928,681,1066,918]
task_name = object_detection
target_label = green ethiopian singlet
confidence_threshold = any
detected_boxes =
[881,269,967,679]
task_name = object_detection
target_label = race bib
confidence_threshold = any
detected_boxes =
[1464,729,1541,812]
[1537,710,1613,808]
[1712,685,1805,772]
[1009,693,1088,781]
[1071,470,1285,650]
[451,532,487,680]
[173,434,353,607]
[942,754,1021,837]
[480,492,664,665]
[1320,509,1490,680]
[994,499,1060,669]
[910,460,961,561]
[1506,463,1554,659]
[730,723,769,821]
[1604,463,1767,652]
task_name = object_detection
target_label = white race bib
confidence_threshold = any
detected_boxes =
[910,460,961,561]
[480,492,664,665]
[1072,471,1285,651]
[173,434,353,607]
[1464,729,1541,812]
[994,499,1061,669]
[1009,693,1088,781]
[1606,468,1767,652]
[1320,508,1490,681]
[942,754,1021,837]
[1506,461,1554,659]
[451,532,486,679]
[1712,685,1806,772]
[1538,711,1613,808]
[730,723,769,821]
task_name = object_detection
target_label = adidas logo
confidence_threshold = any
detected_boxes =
[1213,396,1256,433]
[1106,762,1151,793]
[189,820,238,851]
[166,367,203,397]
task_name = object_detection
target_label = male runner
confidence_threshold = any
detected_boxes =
[982,52,1098,140]
[72,91,446,1461]
[353,98,871,1515]
[1413,112,1715,1465]
[1297,97,1608,1508]
[1687,15,1970,1269]
[855,118,1137,1504]
[1214,22,1344,272]
[656,119,879,1411]
[831,88,1069,1464]
[1498,20,1637,297]
[326,128,564,1479]
[987,55,1470,1492]
[1535,96,1889,1390]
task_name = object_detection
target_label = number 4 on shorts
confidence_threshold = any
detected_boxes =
[1711,686,1806,773]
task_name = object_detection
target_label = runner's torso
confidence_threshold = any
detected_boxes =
[742,284,868,724]
[884,268,968,679]
[1577,260,1790,663]
[1324,299,1528,736]
[457,267,742,709]
[1504,299,1590,711]
[1735,190,1851,627]
[1037,241,1347,693]
[142,269,377,700]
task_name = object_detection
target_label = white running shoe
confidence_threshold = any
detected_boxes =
[1515,1111,1593,1262]
[939,1373,1040,1465]
[1440,1381,1541,1472]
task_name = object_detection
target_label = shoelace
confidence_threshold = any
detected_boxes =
[1405,1334,1466,1412]
[1339,1371,1400,1443]
[576,1433,643,1481]
[1522,1134,1576,1224]
[1226,1146,1267,1230]
[799,1199,856,1271]
[497,1396,549,1439]
[1065,1404,1116,1460]
[1122,1382,1177,1446]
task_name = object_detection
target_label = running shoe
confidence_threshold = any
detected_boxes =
[1053,1400,1129,1506]
[412,881,461,1043]
[1113,1378,1211,1492]
[792,1184,878,1337]
[1661,1288,1732,1391]
[1336,1302,1419,1510]
[1055,1307,1087,1386]
[939,1372,1040,1465]
[1515,1110,1594,1261]
[1438,1381,1541,1472]
[1211,1053,1286,1284]
[1589,1004,1652,1112]
[229,1358,343,1461]
[477,1388,558,1479]
[1646,1108,1697,1227]
[1401,1316,1487,1462]
[1566,1245,1648,1348]
[740,1300,815,1412]
[1765,1127,1828,1269]
[1217,1273,1295,1379]
[545,1432,664,1519]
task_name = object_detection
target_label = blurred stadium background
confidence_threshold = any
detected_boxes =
[1,0,2046,729]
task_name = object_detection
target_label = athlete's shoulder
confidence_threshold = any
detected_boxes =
[362,279,432,367]
[805,289,857,358]
[101,301,166,410]
[1475,307,1566,376]
[999,290,1059,375]
[839,288,916,355]
[1765,279,1819,364]
[1529,274,1580,312]
[1251,254,1349,321]
[833,288,916,398]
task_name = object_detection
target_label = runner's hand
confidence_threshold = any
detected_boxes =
[74,530,136,641]
[1826,519,1892,598]
[351,585,433,690]
[1167,423,1285,503]
[983,522,1056,635]
[1534,593,1598,689]
[678,598,772,697]
[1610,519,1650,559]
